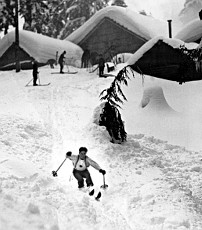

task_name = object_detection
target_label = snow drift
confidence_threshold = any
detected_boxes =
[140,86,177,115]
[0,66,202,230]
[174,19,202,43]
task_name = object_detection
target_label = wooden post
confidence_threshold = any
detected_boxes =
[15,0,20,72]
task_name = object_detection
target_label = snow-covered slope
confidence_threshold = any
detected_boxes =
[0,65,202,230]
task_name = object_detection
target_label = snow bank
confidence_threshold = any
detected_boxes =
[174,19,202,43]
[111,53,133,64]
[140,86,177,114]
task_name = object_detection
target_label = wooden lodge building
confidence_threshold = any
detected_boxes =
[0,30,82,70]
[66,6,168,65]
[127,37,202,84]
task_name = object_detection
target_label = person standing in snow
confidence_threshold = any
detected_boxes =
[32,60,39,86]
[66,147,106,189]
[98,54,105,77]
[58,50,66,73]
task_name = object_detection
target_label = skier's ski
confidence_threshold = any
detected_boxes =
[89,189,102,201]
[37,83,51,86]
[89,66,98,73]
[51,72,78,74]
[100,73,115,78]
[78,188,101,201]
[25,83,51,87]
[95,191,102,201]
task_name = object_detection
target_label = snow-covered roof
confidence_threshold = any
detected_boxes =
[66,6,169,44]
[0,30,83,65]
[127,36,199,66]
[174,19,202,43]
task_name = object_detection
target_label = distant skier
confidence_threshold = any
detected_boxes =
[81,48,91,68]
[66,147,106,189]
[32,60,39,86]
[98,54,105,77]
[58,51,66,73]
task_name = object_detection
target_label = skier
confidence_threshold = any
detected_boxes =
[81,48,90,68]
[98,54,105,77]
[32,60,39,86]
[66,147,106,189]
[58,50,66,73]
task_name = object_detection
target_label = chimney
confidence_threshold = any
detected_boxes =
[167,20,172,38]
[199,9,202,20]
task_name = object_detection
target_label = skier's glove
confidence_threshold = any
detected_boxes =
[66,151,72,157]
[99,169,106,175]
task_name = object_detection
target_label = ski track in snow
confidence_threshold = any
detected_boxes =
[0,67,202,230]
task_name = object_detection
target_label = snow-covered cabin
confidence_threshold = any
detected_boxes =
[126,36,201,83]
[0,30,83,70]
[65,6,168,64]
[174,19,202,43]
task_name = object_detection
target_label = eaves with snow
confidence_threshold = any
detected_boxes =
[174,19,202,43]
[125,36,201,83]
[0,30,83,70]
[65,6,169,63]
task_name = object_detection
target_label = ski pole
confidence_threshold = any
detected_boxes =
[100,174,108,189]
[52,158,67,177]
[38,74,41,85]
[25,78,33,86]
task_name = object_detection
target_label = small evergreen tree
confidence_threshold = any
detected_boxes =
[0,0,15,35]
[64,0,109,38]
[99,101,127,143]
[20,0,49,33]
[0,0,109,38]
[111,0,127,8]
[99,66,138,143]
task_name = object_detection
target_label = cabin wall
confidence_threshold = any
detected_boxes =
[0,43,47,70]
[134,40,199,82]
[137,41,187,67]
[79,18,146,64]
[0,43,34,70]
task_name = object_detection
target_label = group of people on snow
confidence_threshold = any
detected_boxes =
[32,50,67,86]
[32,49,109,86]
[32,51,107,189]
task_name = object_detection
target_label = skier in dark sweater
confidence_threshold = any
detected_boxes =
[58,51,66,73]
[32,60,39,86]
[66,147,106,189]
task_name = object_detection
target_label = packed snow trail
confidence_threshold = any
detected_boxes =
[0,67,202,229]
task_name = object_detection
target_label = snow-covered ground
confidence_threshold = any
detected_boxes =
[0,64,202,230]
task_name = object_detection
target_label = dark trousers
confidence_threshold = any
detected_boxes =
[73,169,93,188]
[33,73,38,86]
[60,63,64,73]
[99,66,104,77]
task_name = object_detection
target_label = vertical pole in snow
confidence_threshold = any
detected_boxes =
[15,0,21,72]
[167,20,172,39]
[94,0,97,13]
